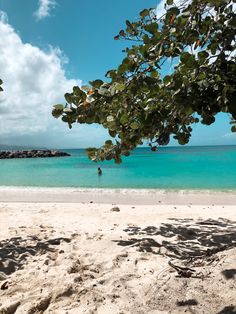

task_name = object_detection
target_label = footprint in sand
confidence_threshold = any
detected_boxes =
[39,210,48,214]
[0,301,21,314]
[27,296,51,314]
[67,259,81,274]
[113,252,128,267]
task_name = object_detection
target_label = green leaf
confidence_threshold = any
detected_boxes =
[166,7,180,17]
[163,75,172,86]
[62,115,70,123]
[231,126,236,132]
[107,121,117,131]
[73,86,81,95]
[140,9,149,18]
[120,114,129,124]
[52,108,63,118]
[180,52,196,68]
[178,137,188,145]
[72,87,87,102]
[53,104,64,110]
[144,22,158,35]
[126,20,132,27]
[150,70,158,78]
[202,116,215,125]
[180,52,191,63]
[198,51,209,62]
[106,70,117,79]
[208,42,218,55]
[167,0,174,5]
[115,156,122,164]
[114,83,126,91]
[142,34,151,44]
[123,151,130,157]
[119,29,126,36]
[90,79,104,88]
[130,122,139,130]
[105,140,113,145]
[109,130,117,137]
[64,93,73,104]
[118,63,128,75]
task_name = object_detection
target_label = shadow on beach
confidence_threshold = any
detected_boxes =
[217,306,236,314]
[114,217,236,260]
[0,235,71,275]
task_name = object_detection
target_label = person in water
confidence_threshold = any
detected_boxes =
[98,167,102,176]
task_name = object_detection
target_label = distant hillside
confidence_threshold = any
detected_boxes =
[0,144,47,151]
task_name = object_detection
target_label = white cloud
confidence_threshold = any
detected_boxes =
[0,11,8,23]
[0,12,83,145]
[0,11,110,149]
[34,0,56,20]
[155,0,166,20]
[222,132,236,139]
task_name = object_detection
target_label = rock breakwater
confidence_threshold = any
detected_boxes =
[0,150,70,159]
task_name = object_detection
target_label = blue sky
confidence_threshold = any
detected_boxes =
[0,0,159,82]
[0,0,235,148]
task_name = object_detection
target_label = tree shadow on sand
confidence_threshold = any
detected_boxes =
[217,306,236,314]
[221,269,236,279]
[114,218,236,260]
[0,236,71,275]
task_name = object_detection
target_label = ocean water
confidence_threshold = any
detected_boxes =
[0,146,236,190]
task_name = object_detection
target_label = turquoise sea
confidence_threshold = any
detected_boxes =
[0,146,236,189]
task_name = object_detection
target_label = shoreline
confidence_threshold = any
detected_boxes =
[1,186,236,204]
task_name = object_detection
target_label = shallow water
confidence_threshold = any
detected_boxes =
[0,146,236,189]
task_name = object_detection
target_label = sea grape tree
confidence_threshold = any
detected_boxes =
[53,0,236,163]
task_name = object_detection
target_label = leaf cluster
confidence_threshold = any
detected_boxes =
[53,0,236,162]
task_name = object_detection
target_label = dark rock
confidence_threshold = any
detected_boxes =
[110,206,120,212]
[0,149,70,159]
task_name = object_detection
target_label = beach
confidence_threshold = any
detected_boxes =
[0,188,236,313]
[1,0,236,311]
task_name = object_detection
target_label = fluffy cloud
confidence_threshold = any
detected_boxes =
[155,0,166,20]
[0,12,82,147]
[0,12,109,148]
[34,0,56,20]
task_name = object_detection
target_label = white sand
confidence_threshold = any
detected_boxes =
[0,188,236,313]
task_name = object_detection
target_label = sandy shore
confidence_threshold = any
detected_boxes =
[0,189,236,313]
[1,186,236,204]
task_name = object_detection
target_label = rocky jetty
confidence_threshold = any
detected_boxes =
[0,149,70,159]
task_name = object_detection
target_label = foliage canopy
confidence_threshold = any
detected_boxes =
[53,0,236,163]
